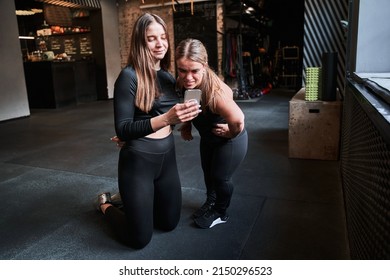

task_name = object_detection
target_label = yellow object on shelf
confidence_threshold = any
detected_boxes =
[305,67,321,101]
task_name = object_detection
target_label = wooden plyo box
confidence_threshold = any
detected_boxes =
[288,88,343,160]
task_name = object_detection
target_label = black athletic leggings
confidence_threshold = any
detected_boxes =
[105,133,182,249]
[200,129,248,214]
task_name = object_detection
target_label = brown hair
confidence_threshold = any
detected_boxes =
[127,13,171,112]
[175,38,222,113]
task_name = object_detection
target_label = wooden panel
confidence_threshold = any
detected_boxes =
[288,88,343,160]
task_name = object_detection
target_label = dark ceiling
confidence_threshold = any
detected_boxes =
[224,0,271,29]
[14,0,43,10]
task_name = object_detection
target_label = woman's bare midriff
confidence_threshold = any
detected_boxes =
[146,125,172,139]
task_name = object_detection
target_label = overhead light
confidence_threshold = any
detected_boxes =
[15,8,43,16]
[16,10,35,16]
[19,36,35,40]
[244,6,256,15]
[31,8,43,13]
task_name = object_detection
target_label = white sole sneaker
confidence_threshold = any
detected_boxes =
[209,216,229,228]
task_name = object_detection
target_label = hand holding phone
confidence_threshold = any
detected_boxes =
[184,89,202,104]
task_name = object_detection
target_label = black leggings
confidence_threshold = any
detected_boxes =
[105,133,182,249]
[200,129,248,214]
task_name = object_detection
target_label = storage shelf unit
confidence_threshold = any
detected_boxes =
[280,46,300,88]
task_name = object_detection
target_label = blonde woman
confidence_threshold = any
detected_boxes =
[176,39,248,229]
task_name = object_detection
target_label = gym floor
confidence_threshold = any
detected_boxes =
[0,88,349,260]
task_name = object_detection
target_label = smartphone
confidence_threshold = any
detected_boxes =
[184,89,202,104]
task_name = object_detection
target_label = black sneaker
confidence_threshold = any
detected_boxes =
[194,208,229,229]
[192,200,215,218]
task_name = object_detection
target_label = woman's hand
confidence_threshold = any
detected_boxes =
[151,100,201,132]
[165,100,201,125]
[110,136,125,148]
[178,122,193,141]
[212,123,231,138]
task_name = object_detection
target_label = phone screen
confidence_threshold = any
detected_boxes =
[184,89,202,104]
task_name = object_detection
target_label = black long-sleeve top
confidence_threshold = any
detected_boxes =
[114,66,179,141]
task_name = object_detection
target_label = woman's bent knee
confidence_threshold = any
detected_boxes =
[126,235,153,250]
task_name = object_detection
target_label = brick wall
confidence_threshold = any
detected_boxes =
[117,0,224,78]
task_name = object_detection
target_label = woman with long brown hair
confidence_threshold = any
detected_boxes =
[96,14,200,249]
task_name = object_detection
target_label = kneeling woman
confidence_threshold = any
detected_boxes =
[96,14,200,249]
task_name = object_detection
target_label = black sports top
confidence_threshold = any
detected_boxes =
[192,107,226,143]
[114,66,179,141]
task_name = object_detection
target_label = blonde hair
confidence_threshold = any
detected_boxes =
[175,38,223,113]
[127,13,171,112]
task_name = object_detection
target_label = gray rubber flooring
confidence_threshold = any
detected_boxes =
[0,88,349,259]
